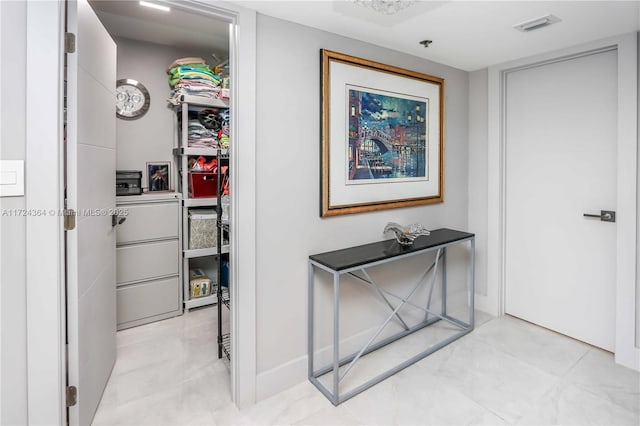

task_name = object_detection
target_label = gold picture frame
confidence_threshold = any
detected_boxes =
[320,49,445,217]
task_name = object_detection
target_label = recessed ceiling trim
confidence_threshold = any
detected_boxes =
[513,14,561,32]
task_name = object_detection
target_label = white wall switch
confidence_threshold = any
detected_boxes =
[0,160,25,197]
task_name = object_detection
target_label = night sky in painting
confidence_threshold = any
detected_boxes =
[359,91,412,127]
[348,87,428,182]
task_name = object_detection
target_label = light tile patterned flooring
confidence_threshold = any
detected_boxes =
[93,308,639,425]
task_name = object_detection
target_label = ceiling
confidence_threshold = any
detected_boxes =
[233,0,640,71]
[88,1,640,71]
[89,0,230,57]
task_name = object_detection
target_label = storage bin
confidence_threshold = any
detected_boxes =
[189,269,212,298]
[189,209,217,249]
[189,172,218,198]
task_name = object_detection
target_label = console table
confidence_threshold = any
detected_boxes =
[308,228,475,405]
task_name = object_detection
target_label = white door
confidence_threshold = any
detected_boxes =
[66,0,117,424]
[505,48,617,351]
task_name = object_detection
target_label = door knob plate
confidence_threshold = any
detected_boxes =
[583,210,616,223]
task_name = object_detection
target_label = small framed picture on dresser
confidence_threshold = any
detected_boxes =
[147,162,171,192]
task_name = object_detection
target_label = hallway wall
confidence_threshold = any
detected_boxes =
[254,14,471,399]
[467,69,488,299]
[0,1,28,424]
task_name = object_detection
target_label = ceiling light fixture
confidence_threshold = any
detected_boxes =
[139,1,170,12]
[352,0,416,15]
[513,14,561,32]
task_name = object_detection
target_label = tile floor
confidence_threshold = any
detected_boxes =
[93,308,639,425]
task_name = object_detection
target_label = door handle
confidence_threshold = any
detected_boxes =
[111,214,127,227]
[583,210,615,222]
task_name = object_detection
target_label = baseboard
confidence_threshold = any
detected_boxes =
[255,354,307,402]
[474,292,499,316]
[256,293,475,402]
[614,346,640,372]
[255,323,385,401]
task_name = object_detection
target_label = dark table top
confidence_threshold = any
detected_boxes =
[309,228,474,271]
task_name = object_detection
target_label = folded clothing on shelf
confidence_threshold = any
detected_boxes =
[188,119,219,148]
[167,57,206,71]
[167,59,229,106]
[185,109,229,149]
[168,64,221,88]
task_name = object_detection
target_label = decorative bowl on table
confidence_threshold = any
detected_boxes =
[383,222,430,246]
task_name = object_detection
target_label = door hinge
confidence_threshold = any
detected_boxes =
[66,385,77,407]
[64,209,76,231]
[65,32,76,54]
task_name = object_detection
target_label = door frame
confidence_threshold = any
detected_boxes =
[162,0,258,408]
[24,1,258,423]
[485,33,639,370]
[25,1,66,424]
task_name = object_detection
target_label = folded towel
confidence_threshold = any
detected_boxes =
[166,57,205,72]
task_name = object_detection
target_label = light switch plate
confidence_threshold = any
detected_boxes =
[0,160,25,197]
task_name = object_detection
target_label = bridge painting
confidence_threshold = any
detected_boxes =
[347,86,428,184]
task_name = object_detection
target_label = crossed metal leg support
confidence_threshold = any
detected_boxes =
[339,249,442,382]
[308,238,475,406]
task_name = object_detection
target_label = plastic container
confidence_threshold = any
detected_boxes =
[189,172,218,198]
[188,209,216,249]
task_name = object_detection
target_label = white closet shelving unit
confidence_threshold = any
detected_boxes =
[173,94,230,311]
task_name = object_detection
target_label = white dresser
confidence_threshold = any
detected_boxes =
[115,192,182,330]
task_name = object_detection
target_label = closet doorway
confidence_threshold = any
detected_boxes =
[65,1,245,423]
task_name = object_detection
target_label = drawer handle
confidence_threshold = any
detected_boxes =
[112,214,127,227]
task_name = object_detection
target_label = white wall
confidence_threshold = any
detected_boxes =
[467,69,488,297]
[115,37,219,191]
[637,31,640,348]
[254,14,471,399]
[0,1,28,424]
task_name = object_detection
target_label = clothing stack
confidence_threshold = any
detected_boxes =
[184,108,229,149]
[187,119,217,148]
[166,57,223,105]
[167,57,230,149]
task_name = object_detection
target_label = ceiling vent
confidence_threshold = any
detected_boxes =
[513,14,561,32]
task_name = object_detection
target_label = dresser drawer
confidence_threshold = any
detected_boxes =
[117,277,180,326]
[116,201,179,244]
[116,239,179,284]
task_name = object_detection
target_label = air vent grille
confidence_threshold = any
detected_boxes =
[513,14,561,32]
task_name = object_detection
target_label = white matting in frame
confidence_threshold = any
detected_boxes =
[321,49,444,217]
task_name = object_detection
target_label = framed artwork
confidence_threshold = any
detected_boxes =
[320,49,445,217]
[147,162,171,192]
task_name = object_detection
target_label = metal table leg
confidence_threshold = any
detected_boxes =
[308,236,476,406]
